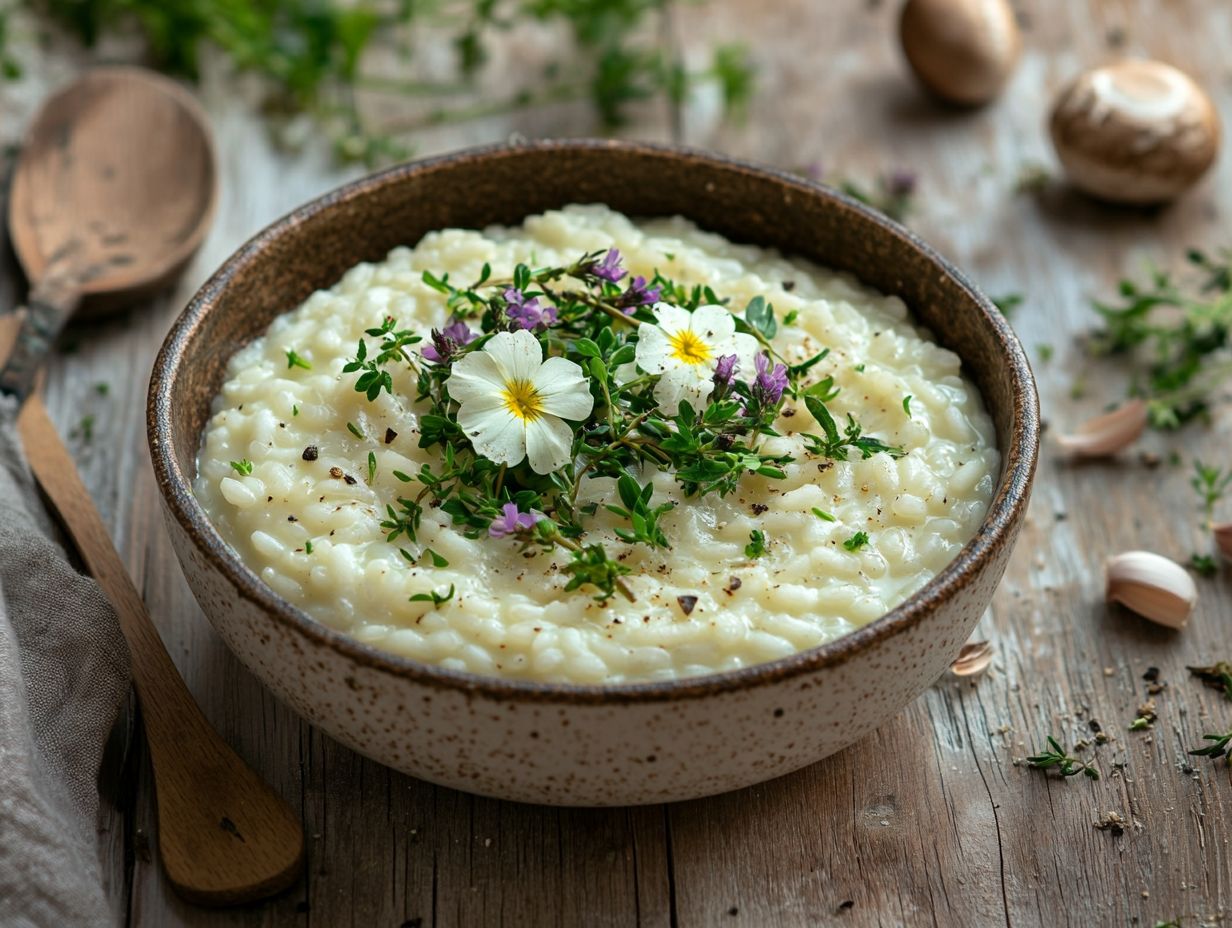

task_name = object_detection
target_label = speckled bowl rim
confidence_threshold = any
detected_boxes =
[149,139,1039,706]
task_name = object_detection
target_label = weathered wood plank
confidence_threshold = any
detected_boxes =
[6,0,1231,924]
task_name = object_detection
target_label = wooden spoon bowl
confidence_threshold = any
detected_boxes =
[9,66,217,317]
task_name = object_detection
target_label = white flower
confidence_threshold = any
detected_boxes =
[446,330,594,474]
[634,303,758,411]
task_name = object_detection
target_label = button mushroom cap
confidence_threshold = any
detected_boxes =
[899,0,1021,106]
[1049,59,1220,204]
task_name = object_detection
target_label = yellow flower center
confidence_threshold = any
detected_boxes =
[668,328,711,366]
[502,379,544,422]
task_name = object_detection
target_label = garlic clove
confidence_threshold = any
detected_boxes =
[1105,551,1197,629]
[950,640,993,677]
[1057,399,1148,458]
[1214,523,1232,564]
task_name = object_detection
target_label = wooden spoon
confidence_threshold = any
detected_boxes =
[1,67,303,905]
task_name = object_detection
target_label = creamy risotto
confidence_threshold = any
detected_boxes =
[195,205,998,684]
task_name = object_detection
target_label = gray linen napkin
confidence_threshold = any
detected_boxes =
[0,396,130,927]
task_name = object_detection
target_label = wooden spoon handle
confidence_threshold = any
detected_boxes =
[16,395,304,905]
[0,278,81,400]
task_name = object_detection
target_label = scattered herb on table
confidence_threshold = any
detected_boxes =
[1189,553,1218,577]
[1026,736,1100,779]
[837,170,917,222]
[1191,459,1231,530]
[991,293,1024,318]
[94,381,109,396]
[1084,248,1232,429]
[71,414,95,443]
[1036,343,1054,362]
[1188,662,1232,700]
[1188,728,1232,763]
[335,247,902,602]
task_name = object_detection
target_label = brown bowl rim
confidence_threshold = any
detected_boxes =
[148,138,1039,706]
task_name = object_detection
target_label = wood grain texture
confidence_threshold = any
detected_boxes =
[6,0,1231,924]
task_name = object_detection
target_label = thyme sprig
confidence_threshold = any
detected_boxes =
[339,249,903,603]
[1188,662,1232,701]
[1188,729,1232,763]
[1085,248,1232,429]
[1026,736,1101,780]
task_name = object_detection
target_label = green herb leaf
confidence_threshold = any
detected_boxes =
[286,349,311,370]
[842,531,869,551]
[744,529,769,559]
[744,295,777,339]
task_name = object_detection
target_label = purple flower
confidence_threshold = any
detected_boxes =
[712,353,739,389]
[488,502,539,539]
[504,288,558,330]
[422,320,475,363]
[615,275,662,312]
[885,169,917,198]
[588,248,626,283]
[752,352,788,405]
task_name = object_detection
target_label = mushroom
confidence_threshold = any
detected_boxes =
[1049,59,1220,204]
[899,0,1021,106]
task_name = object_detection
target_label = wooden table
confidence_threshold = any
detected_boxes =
[9,1,1232,924]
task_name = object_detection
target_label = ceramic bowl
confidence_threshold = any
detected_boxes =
[148,140,1039,806]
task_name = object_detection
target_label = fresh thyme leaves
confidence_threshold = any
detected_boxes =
[842,531,869,552]
[1190,553,1219,577]
[991,293,1024,318]
[71,414,95,443]
[409,584,455,608]
[339,247,902,603]
[1188,662,1232,700]
[367,451,378,485]
[606,473,674,548]
[229,459,254,476]
[304,541,313,554]
[1188,729,1232,763]
[801,395,906,461]
[837,171,917,222]
[285,349,311,370]
[27,1,752,166]
[1191,460,1232,529]
[347,421,365,440]
[744,530,769,559]
[1026,736,1101,780]
[902,395,912,416]
[811,507,836,522]
[1085,248,1232,429]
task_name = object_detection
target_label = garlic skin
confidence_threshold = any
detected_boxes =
[1050,59,1220,204]
[1057,399,1148,458]
[1214,523,1232,564]
[899,0,1021,106]
[1105,551,1198,629]
[950,640,993,677]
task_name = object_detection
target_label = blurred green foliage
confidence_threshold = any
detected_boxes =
[9,0,753,163]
